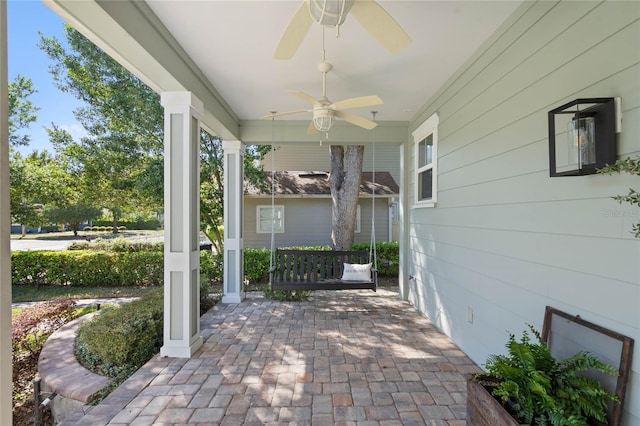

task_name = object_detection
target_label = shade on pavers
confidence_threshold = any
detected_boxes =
[60,288,481,425]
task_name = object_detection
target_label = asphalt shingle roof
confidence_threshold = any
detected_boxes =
[245,171,399,196]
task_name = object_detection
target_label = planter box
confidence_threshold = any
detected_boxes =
[466,375,523,426]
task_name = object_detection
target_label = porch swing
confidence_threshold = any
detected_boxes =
[267,113,379,292]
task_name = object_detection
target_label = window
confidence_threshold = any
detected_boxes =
[413,113,439,207]
[256,205,284,233]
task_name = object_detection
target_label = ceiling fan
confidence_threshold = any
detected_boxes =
[263,59,383,134]
[274,0,411,60]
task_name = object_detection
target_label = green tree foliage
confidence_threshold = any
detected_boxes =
[200,131,270,252]
[46,203,101,235]
[41,26,268,240]
[9,150,74,232]
[40,26,164,231]
[8,75,39,147]
[598,157,640,238]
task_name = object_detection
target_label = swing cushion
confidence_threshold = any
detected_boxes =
[342,263,372,281]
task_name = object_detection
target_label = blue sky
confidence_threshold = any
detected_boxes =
[8,0,86,155]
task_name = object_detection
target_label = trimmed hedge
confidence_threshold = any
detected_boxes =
[68,237,163,252]
[11,250,164,287]
[75,289,163,378]
[91,218,161,230]
[11,243,398,287]
[351,242,399,276]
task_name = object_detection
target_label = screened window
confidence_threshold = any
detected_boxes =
[256,205,284,233]
[413,113,439,207]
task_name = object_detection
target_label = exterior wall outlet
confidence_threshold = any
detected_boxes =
[467,307,473,324]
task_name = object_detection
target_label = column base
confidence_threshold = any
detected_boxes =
[221,293,245,304]
[160,336,203,358]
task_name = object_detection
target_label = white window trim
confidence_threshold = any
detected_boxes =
[413,112,439,208]
[256,205,285,233]
[355,205,361,233]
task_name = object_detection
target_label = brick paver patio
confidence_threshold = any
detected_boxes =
[60,288,481,425]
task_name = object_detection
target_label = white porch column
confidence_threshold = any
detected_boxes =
[160,92,203,358]
[222,140,245,304]
[0,2,12,423]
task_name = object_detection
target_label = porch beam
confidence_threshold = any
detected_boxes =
[45,0,240,141]
[222,140,245,304]
[160,92,203,358]
[239,119,409,145]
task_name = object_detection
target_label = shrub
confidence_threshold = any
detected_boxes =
[351,242,399,276]
[11,250,164,287]
[201,250,223,283]
[244,248,271,283]
[68,237,163,253]
[117,226,127,231]
[75,289,163,378]
[12,298,76,355]
[92,217,161,230]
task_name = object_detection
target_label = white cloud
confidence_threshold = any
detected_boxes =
[59,124,89,141]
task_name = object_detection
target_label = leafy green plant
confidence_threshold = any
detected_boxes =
[598,157,640,238]
[75,289,163,377]
[351,241,399,276]
[12,298,76,355]
[478,325,619,426]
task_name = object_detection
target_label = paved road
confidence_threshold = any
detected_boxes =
[10,238,75,251]
[10,232,165,252]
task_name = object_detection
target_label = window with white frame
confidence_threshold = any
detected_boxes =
[355,205,361,233]
[413,113,439,207]
[256,205,284,233]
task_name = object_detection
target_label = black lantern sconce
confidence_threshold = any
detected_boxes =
[548,97,620,177]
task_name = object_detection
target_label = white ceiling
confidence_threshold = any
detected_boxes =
[145,1,522,125]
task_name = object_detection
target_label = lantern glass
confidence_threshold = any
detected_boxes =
[566,116,596,168]
[313,112,334,132]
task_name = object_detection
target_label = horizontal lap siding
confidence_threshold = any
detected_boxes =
[406,2,639,424]
[244,198,391,248]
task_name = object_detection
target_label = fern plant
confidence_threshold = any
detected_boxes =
[478,325,619,426]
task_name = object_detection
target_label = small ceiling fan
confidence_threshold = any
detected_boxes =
[274,0,411,60]
[263,59,383,134]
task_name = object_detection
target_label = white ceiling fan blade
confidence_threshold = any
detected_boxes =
[335,110,378,130]
[261,109,310,119]
[307,121,320,135]
[273,2,313,59]
[331,95,383,111]
[289,90,320,105]
[350,0,411,54]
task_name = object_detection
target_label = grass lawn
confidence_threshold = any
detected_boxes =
[12,285,157,303]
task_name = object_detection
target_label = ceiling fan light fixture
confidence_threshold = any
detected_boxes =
[309,0,354,27]
[313,109,335,132]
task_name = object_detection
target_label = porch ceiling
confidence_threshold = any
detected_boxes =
[45,0,522,143]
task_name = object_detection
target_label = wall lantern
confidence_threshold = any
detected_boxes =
[548,97,621,177]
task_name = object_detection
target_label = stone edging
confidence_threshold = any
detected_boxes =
[38,312,109,403]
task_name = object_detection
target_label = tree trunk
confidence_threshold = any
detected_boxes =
[111,208,119,234]
[329,145,364,250]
